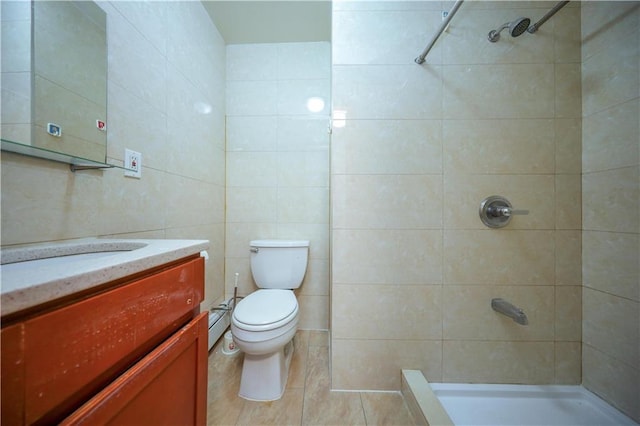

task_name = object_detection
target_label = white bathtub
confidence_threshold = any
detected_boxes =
[401,370,638,426]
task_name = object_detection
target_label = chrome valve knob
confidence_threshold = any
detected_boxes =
[479,196,529,228]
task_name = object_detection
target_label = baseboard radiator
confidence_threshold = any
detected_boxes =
[208,300,232,350]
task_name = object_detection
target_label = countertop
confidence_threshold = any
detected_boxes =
[0,238,209,317]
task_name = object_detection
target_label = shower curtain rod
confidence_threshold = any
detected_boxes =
[415,0,464,65]
[527,1,570,33]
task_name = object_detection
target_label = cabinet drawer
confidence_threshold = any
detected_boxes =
[61,312,208,426]
[22,257,204,424]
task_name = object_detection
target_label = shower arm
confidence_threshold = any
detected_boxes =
[492,22,510,34]
[527,1,570,34]
[415,0,464,65]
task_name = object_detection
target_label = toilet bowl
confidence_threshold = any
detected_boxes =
[232,289,299,353]
[230,239,309,401]
[232,289,299,400]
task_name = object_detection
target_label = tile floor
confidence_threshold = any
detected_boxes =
[207,330,418,425]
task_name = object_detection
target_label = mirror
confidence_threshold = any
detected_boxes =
[1,1,108,166]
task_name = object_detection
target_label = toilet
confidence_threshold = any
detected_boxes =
[231,239,309,401]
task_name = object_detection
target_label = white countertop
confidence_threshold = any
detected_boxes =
[0,238,209,317]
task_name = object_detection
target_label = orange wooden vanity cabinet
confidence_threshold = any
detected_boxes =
[1,255,208,425]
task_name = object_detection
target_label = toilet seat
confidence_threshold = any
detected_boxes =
[233,289,298,332]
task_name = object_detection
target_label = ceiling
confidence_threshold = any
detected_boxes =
[202,1,332,44]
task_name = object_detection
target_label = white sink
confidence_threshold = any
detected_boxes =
[1,240,148,266]
[1,251,129,272]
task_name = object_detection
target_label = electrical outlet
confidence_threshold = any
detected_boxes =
[124,149,142,178]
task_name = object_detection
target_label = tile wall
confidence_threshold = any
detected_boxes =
[581,2,640,421]
[0,1,227,311]
[225,42,331,329]
[331,1,583,390]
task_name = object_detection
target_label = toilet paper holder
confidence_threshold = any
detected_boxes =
[479,195,529,228]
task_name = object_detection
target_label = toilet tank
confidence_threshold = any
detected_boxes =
[250,240,309,289]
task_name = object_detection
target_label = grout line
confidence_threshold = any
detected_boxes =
[359,391,368,425]
[299,331,311,425]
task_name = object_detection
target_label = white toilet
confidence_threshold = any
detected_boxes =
[231,239,309,401]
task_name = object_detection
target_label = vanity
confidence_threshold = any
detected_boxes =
[0,239,209,425]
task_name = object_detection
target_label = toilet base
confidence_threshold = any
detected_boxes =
[238,339,294,401]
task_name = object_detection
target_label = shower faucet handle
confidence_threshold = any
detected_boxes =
[493,206,529,217]
[479,195,529,228]
[506,208,529,216]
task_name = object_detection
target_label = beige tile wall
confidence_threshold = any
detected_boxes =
[331,0,583,390]
[0,1,227,312]
[581,2,640,422]
[225,42,331,330]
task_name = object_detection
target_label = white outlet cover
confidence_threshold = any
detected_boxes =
[124,149,142,178]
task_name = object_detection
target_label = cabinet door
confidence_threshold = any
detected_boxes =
[22,257,204,424]
[1,323,25,425]
[61,311,208,426]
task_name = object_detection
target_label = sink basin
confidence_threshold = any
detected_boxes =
[1,240,148,266]
[1,251,129,273]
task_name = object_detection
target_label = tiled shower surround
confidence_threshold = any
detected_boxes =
[331,1,638,422]
[581,1,639,420]
[331,0,583,388]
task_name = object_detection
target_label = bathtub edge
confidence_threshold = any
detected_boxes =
[401,370,454,426]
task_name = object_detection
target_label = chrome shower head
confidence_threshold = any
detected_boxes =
[488,17,531,42]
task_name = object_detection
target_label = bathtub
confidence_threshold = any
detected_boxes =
[401,370,638,426]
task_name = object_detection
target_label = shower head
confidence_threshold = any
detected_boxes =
[488,17,531,42]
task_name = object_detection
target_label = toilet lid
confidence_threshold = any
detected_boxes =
[233,289,298,327]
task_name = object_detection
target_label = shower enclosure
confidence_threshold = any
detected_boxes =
[330,0,639,423]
